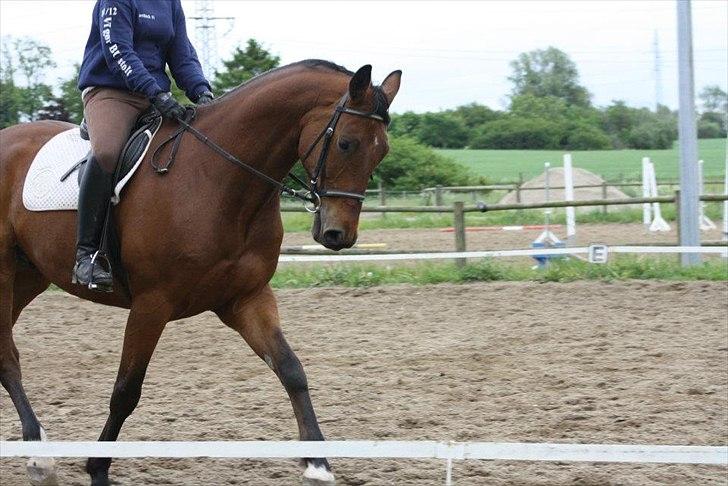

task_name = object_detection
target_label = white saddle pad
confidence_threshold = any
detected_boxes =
[22,126,154,211]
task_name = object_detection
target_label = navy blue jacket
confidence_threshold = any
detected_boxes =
[78,0,210,101]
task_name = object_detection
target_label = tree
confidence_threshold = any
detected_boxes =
[212,39,280,93]
[389,111,470,148]
[58,64,83,124]
[508,47,591,107]
[450,103,501,129]
[1,37,21,127]
[699,85,727,113]
[470,118,564,149]
[0,78,21,128]
[0,37,56,122]
[415,112,470,148]
[13,37,56,121]
[600,100,677,149]
[510,93,570,121]
[37,96,71,121]
[373,136,473,189]
[601,100,638,144]
[389,111,422,139]
[698,119,723,139]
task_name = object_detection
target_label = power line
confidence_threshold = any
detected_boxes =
[189,0,233,81]
[654,30,663,110]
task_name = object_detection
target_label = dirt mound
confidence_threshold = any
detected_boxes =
[499,167,635,211]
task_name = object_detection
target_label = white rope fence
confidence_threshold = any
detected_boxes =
[3,440,726,486]
[278,245,728,263]
[2,440,726,463]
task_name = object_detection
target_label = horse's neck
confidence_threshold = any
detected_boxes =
[191,71,345,208]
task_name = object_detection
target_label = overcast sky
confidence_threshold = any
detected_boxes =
[0,0,726,113]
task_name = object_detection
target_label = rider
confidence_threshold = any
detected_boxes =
[76,0,214,291]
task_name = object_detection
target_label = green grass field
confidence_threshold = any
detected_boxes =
[437,138,727,182]
[272,257,727,288]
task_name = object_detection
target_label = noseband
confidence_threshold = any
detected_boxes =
[295,96,386,212]
[169,95,386,214]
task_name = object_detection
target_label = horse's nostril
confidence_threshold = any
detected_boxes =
[322,229,344,246]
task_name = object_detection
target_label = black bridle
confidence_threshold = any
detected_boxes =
[295,95,386,211]
[161,95,386,213]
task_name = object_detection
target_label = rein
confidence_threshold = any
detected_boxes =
[151,96,385,213]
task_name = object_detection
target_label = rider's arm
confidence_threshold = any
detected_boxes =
[97,0,164,99]
[167,1,212,102]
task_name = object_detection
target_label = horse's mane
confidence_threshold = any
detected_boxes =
[212,59,390,123]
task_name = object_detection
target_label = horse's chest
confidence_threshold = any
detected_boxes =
[171,252,275,318]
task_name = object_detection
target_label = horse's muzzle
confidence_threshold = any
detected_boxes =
[312,203,359,250]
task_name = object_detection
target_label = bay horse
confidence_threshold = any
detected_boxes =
[0,60,401,485]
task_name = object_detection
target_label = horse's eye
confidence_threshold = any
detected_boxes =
[338,138,351,151]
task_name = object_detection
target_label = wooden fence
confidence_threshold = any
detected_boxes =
[355,178,726,209]
[280,194,728,264]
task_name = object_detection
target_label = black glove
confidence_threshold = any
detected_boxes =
[152,92,185,120]
[196,91,214,105]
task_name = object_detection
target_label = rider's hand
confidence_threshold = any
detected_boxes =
[196,91,214,105]
[152,92,186,120]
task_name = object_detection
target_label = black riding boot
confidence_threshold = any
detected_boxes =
[72,156,114,292]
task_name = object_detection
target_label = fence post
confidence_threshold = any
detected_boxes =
[435,185,444,206]
[674,189,681,263]
[516,172,524,203]
[601,181,608,215]
[642,157,652,226]
[453,201,466,268]
[378,180,386,218]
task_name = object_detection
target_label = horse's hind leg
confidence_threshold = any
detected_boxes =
[216,285,334,485]
[86,296,170,486]
[0,249,56,485]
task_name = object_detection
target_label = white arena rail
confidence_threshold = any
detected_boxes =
[278,245,728,263]
[2,440,726,486]
[2,440,725,464]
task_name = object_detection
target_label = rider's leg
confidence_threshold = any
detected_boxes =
[72,155,115,291]
[73,88,150,291]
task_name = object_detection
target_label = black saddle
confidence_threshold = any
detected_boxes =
[61,106,163,187]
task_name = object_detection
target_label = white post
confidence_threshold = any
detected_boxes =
[723,150,728,247]
[445,458,453,486]
[648,162,671,232]
[642,157,653,226]
[698,159,705,226]
[544,162,551,231]
[563,154,576,243]
[533,162,561,254]
[676,0,701,265]
[698,160,716,230]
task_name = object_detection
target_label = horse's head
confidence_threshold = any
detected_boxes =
[300,65,401,250]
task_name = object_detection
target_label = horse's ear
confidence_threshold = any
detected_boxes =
[349,65,372,101]
[380,70,402,105]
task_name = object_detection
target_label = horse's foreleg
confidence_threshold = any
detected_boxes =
[0,250,57,485]
[86,298,169,486]
[216,285,335,485]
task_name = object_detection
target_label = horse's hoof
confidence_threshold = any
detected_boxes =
[302,462,336,485]
[90,471,110,486]
[26,457,59,486]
